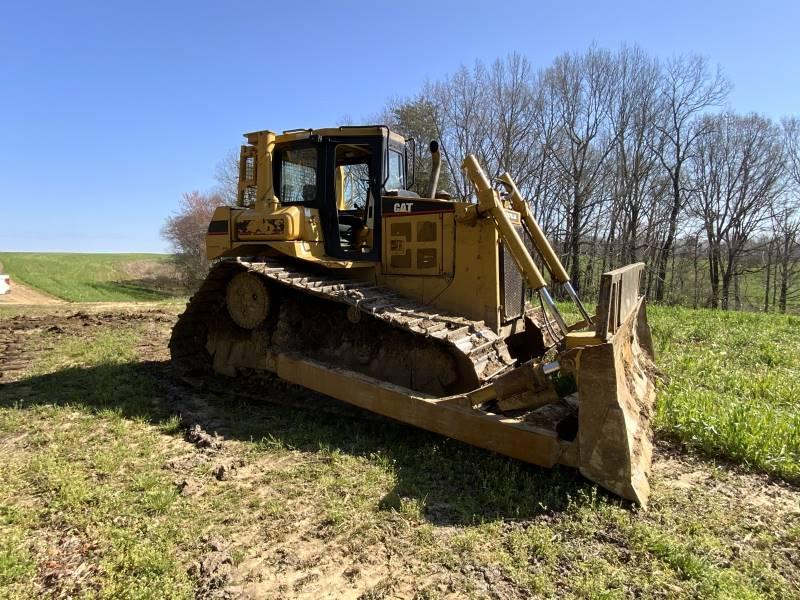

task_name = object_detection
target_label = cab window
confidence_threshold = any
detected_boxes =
[334,144,373,254]
[386,149,405,192]
[280,147,318,204]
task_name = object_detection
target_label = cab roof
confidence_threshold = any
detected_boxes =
[244,125,406,146]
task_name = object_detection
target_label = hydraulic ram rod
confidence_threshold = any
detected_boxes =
[462,155,569,336]
[497,172,594,325]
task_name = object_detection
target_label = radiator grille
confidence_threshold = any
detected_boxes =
[499,225,534,322]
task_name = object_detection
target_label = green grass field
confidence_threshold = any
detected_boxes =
[0,252,184,302]
[652,305,800,482]
[0,307,797,598]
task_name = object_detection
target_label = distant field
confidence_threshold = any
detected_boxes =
[0,252,185,302]
[665,262,800,314]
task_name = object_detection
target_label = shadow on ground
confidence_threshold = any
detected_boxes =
[86,279,187,301]
[0,360,609,525]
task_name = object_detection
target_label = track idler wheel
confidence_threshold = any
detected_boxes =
[226,272,271,329]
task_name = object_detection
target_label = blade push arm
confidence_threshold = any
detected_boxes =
[497,172,593,325]
[462,155,569,335]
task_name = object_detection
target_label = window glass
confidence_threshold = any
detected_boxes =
[334,144,373,254]
[335,144,371,210]
[386,149,405,191]
[244,156,256,182]
[280,147,317,204]
[339,163,370,209]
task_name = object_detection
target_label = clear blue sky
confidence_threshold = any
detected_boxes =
[2,0,798,253]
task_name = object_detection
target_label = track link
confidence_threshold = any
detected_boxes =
[170,258,521,395]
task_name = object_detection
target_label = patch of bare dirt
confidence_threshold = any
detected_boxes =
[223,490,438,600]
[0,308,175,382]
[652,441,800,516]
[0,279,64,305]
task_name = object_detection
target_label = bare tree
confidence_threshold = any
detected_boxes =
[484,54,539,178]
[214,149,240,206]
[383,94,451,196]
[543,47,616,288]
[652,55,731,300]
[774,207,800,312]
[379,46,800,313]
[688,113,784,308]
[428,63,493,198]
[608,46,664,265]
[775,117,800,311]
[162,191,223,286]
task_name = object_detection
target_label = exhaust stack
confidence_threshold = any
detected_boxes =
[426,140,441,199]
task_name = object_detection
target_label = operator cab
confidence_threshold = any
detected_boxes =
[269,126,415,261]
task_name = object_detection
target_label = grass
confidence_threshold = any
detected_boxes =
[0,304,798,597]
[0,252,184,301]
[0,327,195,597]
[652,305,800,482]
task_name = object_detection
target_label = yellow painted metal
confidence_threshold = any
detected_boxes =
[254,131,277,209]
[209,137,551,333]
[192,126,658,505]
[462,155,548,291]
[377,207,505,330]
[262,241,375,269]
[565,331,604,350]
[382,213,444,275]
[595,262,647,340]
[271,352,569,469]
[245,126,406,148]
[235,205,302,241]
[497,172,570,284]
[206,206,234,260]
[335,166,346,210]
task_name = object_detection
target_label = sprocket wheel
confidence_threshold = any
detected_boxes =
[225,272,270,329]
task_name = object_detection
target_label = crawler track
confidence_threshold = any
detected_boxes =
[170,258,534,396]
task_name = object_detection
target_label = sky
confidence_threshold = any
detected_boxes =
[1,0,799,253]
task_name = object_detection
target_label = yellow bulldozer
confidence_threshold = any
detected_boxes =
[170,126,656,505]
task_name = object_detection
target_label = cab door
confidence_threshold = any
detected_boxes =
[321,136,383,261]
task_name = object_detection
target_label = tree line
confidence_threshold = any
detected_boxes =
[380,47,800,313]
[163,46,799,313]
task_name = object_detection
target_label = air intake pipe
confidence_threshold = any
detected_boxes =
[426,140,441,199]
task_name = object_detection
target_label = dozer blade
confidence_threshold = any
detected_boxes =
[572,293,655,505]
